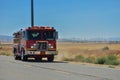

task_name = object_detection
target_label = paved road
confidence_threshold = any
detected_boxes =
[0,56,120,80]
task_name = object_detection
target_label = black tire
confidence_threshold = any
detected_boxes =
[47,55,54,62]
[14,55,21,60]
[13,48,17,60]
[13,48,17,55]
[14,55,19,60]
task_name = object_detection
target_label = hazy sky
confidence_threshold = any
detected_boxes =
[0,0,120,39]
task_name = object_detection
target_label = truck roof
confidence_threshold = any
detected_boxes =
[25,26,55,30]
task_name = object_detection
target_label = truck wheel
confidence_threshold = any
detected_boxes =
[47,55,54,62]
[21,50,27,61]
[14,55,19,60]
[13,48,17,55]
[14,55,21,60]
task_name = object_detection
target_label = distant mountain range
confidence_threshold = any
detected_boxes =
[0,35,120,42]
[0,35,13,42]
[58,37,120,42]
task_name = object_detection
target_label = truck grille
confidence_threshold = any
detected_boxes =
[36,41,48,51]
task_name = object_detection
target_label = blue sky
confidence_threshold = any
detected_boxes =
[0,0,120,39]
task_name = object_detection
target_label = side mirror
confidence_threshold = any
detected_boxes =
[55,31,58,40]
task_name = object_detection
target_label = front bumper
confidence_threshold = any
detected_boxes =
[25,51,58,55]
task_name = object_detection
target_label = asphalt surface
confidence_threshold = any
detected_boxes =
[0,55,120,80]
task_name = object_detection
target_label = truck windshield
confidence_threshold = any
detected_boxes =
[43,31,55,40]
[26,30,56,40]
[26,30,41,40]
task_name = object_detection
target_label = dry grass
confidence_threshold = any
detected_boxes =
[0,43,13,56]
[1,42,120,65]
[56,42,120,62]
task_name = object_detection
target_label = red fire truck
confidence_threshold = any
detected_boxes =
[13,26,58,62]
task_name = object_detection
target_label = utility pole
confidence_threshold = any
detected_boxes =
[0,40,1,49]
[31,0,34,27]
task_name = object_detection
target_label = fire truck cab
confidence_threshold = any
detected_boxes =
[13,26,58,62]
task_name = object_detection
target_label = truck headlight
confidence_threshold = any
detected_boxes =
[31,43,36,48]
[31,46,34,48]
[50,45,54,48]
[33,43,36,46]
[48,44,54,48]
